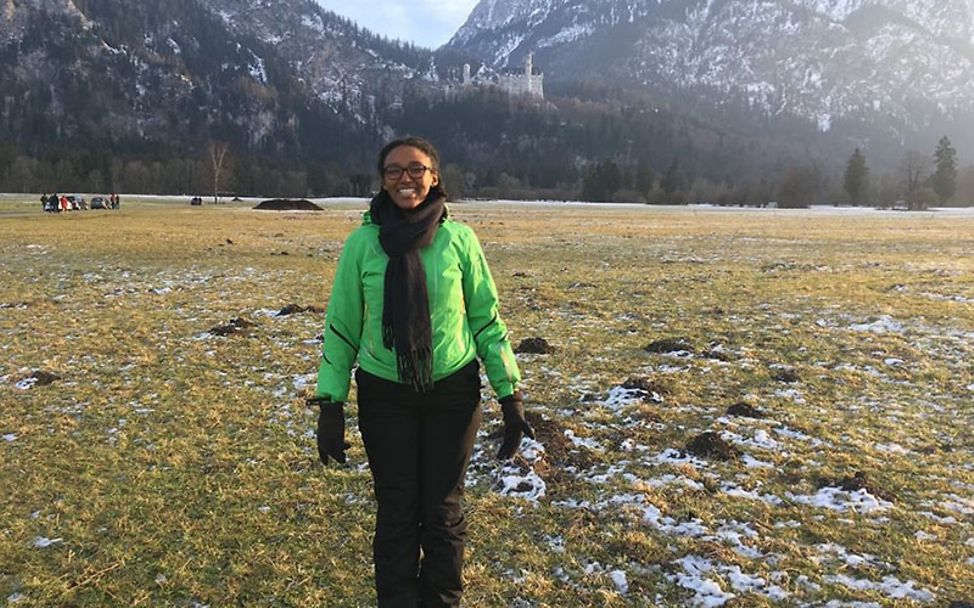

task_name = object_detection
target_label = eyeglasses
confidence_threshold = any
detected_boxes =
[383,164,434,181]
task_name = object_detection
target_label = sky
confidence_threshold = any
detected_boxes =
[313,0,480,48]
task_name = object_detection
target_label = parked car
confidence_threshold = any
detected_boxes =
[90,196,108,209]
[66,195,87,210]
[190,196,203,206]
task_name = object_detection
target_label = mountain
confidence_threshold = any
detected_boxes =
[4,0,970,202]
[0,0,435,162]
[446,0,974,157]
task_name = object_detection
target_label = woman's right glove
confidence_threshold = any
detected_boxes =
[497,391,535,460]
[308,397,349,465]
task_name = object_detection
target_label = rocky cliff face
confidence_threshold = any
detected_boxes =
[447,0,974,140]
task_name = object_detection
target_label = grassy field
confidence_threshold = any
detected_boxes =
[1,195,973,607]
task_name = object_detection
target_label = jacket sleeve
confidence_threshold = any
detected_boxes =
[460,227,521,399]
[315,232,364,402]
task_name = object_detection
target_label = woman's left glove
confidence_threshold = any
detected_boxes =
[308,397,349,465]
[497,391,535,460]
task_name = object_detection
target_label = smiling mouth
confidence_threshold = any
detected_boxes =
[397,188,417,196]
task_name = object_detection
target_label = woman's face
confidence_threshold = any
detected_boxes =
[381,145,439,210]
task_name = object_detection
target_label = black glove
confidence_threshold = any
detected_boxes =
[308,397,349,465]
[497,391,535,460]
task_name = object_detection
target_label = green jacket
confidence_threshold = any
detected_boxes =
[315,210,520,402]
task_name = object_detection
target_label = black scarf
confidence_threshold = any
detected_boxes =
[369,187,447,392]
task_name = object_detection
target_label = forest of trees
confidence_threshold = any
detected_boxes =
[1,83,971,207]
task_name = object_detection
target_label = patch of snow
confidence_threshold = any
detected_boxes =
[15,378,37,390]
[774,426,824,446]
[669,555,735,607]
[941,494,974,515]
[3,433,16,442]
[918,511,956,525]
[774,388,806,404]
[723,429,781,451]
[786,488,892,513]
[720,482,784,506]
[740,454,775,469]
[823,574,934,602]
[874,442,909,454]
[564,429,601,450]
[601,386,654,410]
[33,537,63,548]
[496,466,546,502]
[610,569,629,595]
[652,448,710,468]
[849,316,904,334]
[292,374,315,391]
[646,474,705,491]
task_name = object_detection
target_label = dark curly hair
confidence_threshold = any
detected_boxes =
[376,136,442,176]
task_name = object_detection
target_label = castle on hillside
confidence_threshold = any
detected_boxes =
[463,53,544,100]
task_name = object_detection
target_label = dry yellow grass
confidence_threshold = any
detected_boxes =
[1,196,973,606]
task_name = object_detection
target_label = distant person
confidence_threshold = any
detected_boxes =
[309,136,534,607]
[47,193,59,213]
[40,193,47,211]
[59,194,68,212]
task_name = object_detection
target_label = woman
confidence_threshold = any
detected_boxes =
[310,136,534,607]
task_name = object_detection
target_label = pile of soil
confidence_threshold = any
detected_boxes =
[818,470,895,501]
[253,199,323,211]
[685,431,739,461]
[209,317,257,336]
[644,337,696,354]
[276,304,325,317]
[27,371,61,386]
[771,367,801,383]
[726,402,767,419]
[515,337,554,354]
[619,377,669,403]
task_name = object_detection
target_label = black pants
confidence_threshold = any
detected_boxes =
[356,359,482,608]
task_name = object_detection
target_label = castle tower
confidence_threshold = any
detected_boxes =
[525,52,533,78]
[462,63,471,86]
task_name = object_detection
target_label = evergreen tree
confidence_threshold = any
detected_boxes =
[842,147,869,204]
[634,160,655,195]
[580,160,622,202]
[931,136,957,204]
[660,159,684,196]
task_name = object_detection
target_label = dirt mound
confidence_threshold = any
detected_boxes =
[685,432,739,461]
[818,470,895,501]
[726,402,767,419]
[703,348,734,362]
[617,377,670,403]
[276,304,325,317]
[22,370,61,386]
[644,337,695,354]
[253,199,323,211]
[208,317,257,336]
[515,337,554,354]
[771,367,801,383]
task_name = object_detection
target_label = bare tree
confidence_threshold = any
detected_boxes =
[899,150,929,210]
[207,141,231,204]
